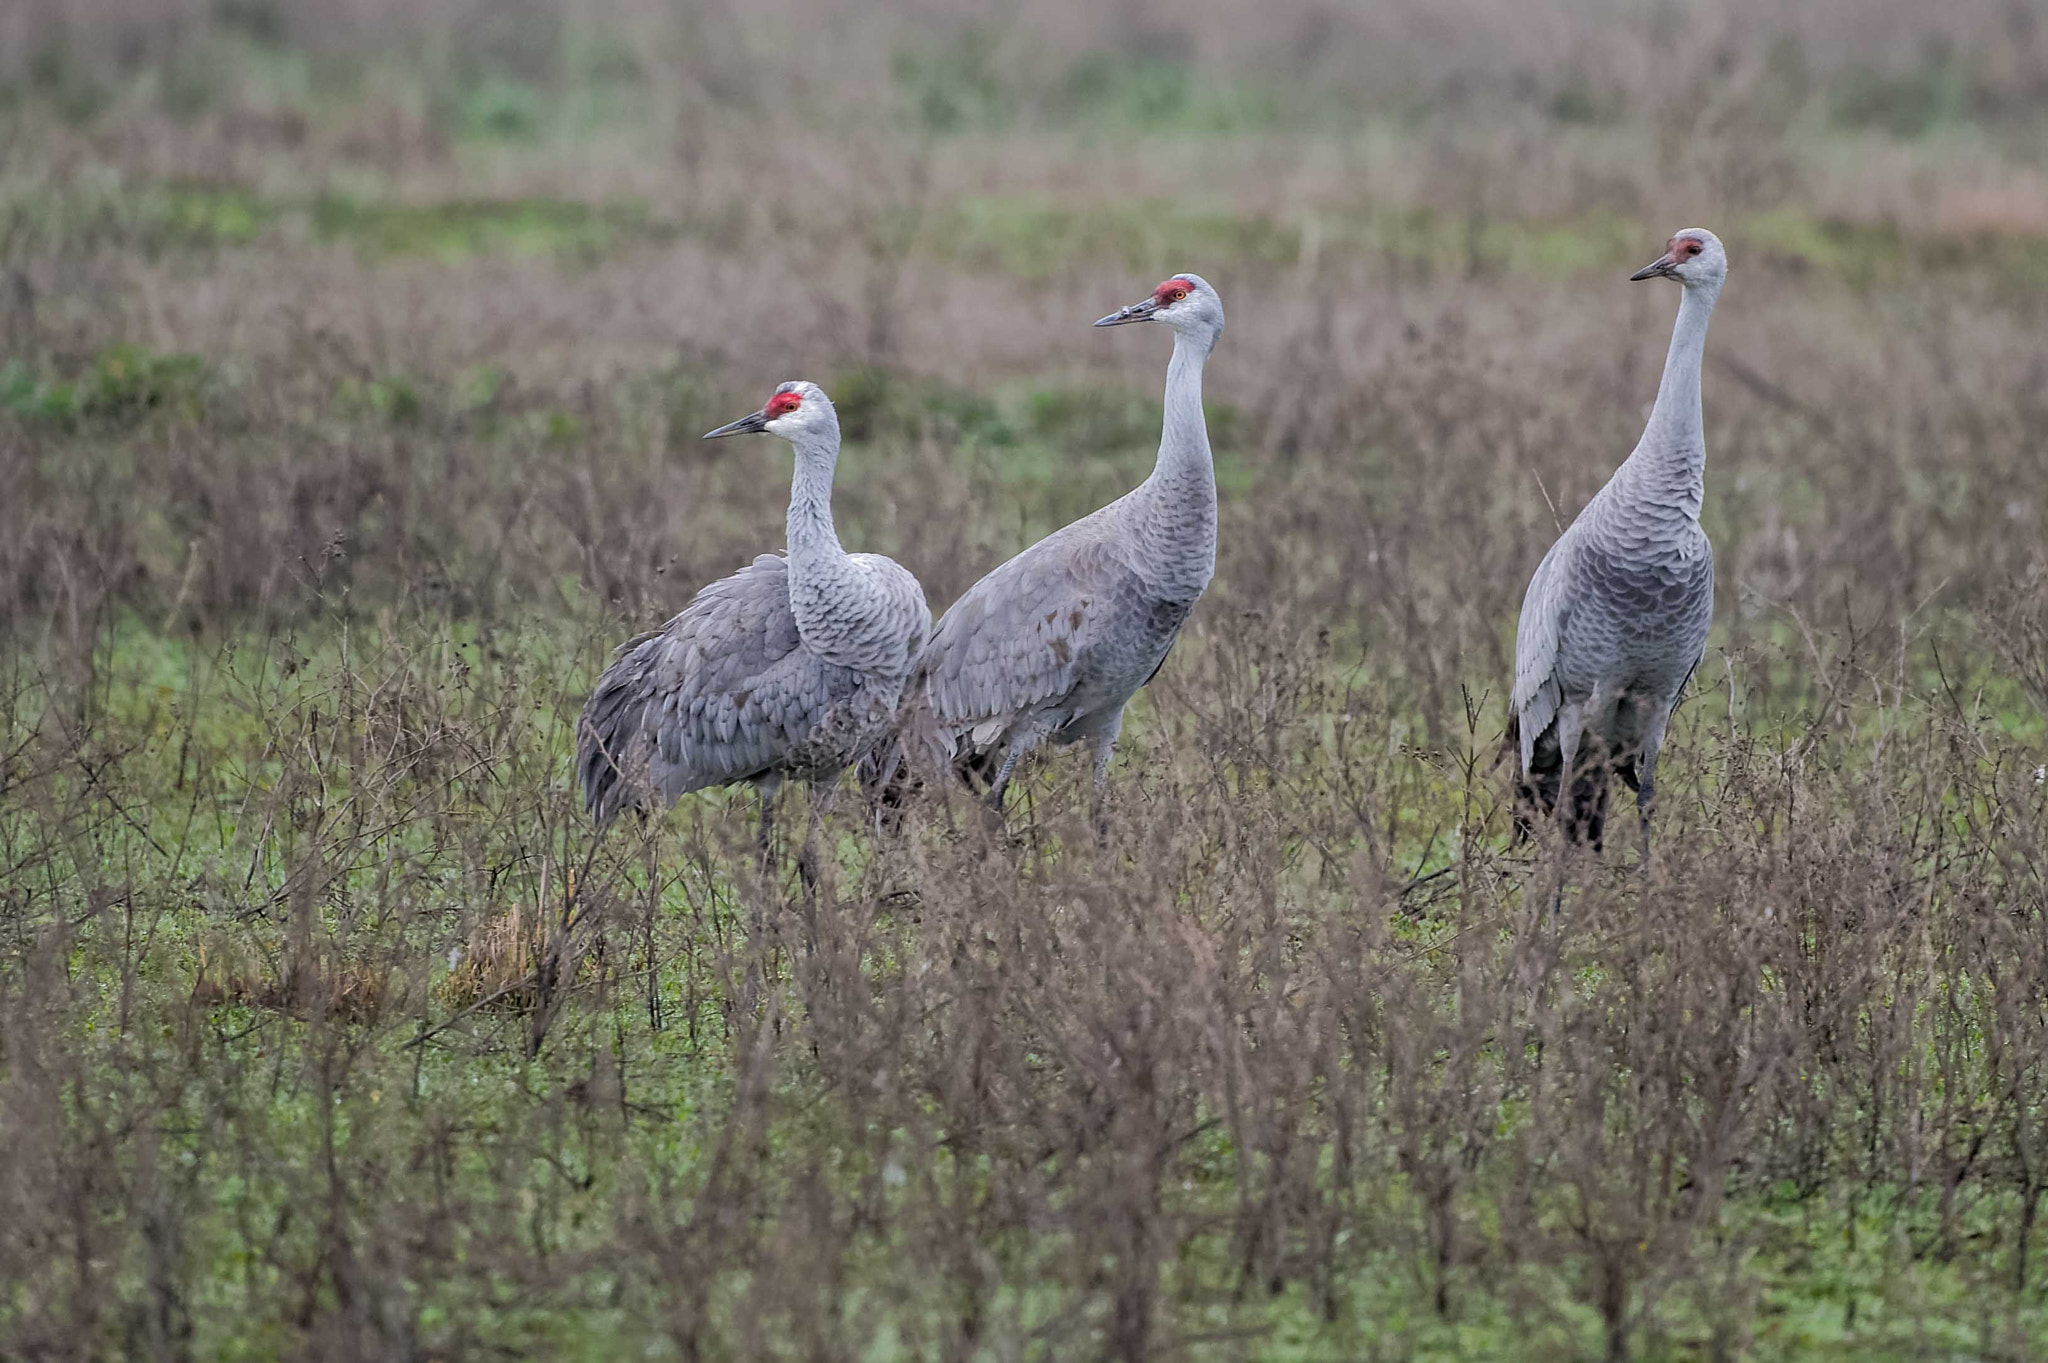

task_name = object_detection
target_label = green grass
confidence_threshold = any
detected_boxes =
[11,160,2048,296]
[6,8,2048,1354]
[0,171,679,261]
[11,599,2042,1355]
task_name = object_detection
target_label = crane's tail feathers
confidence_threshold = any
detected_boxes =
[577,673,662,827]
[861,688,964,816]
[1571,775,1610,851]
[1508,715,1610,851]
[1510,771,1557,846]
[1494,714,1520,775]
[577,720,644,827]
[1512,766,1609,850]
[1507,713,1547,844]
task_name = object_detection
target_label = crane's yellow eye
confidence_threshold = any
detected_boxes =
[1172,289,1188,301]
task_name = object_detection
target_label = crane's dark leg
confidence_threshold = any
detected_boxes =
[1553,708,1586,838]
[755,782,779,877]
[858,743,910,838]
[1089,746,1113,844]
[1632,706,1671,870]
[985,721,1048,810]
[1513,717,1562,846]
[743,782,781,1005]
[796,783,837,901]
[1573,765,1611,853]
[1549,707,1588,913]
[1087,716,1122,845]
[1635,751,1657,866]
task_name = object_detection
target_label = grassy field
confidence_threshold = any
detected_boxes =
[4,1,2048,1358]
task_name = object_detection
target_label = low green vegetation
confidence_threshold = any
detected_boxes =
[0,178,674,262]
[5,1,2048,1357]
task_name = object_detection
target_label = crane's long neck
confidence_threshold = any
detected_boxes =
[1131,328,1218,594]
[784,426,857,636]
[1620,282,1719,521]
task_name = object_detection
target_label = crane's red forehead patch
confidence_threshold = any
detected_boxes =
[765,390,803,418]
[1153,278,1192,302]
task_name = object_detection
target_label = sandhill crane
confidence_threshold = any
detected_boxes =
[1510,228,1726,855]
[897,273,1224,823]
[578,381,931,873]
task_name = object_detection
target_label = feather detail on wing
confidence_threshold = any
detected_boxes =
[577,555,859,824]
[849,553,934,678]
[916,534,1140,756]
[1511,534,1573,775]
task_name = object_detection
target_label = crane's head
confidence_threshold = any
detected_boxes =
[1629,228,1727,290]
[1094,272,1224,342]
[702,380,837,443]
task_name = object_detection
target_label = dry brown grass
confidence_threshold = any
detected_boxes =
[2,0,2047,1359]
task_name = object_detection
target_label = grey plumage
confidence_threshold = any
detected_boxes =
[579,382,930,830]
[1511,229,1726,852]
[900,273,1225,811]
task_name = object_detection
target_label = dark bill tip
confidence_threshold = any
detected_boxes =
[702,410,770,439]
[1094,297,1160,327]
[1629,256,1676,282]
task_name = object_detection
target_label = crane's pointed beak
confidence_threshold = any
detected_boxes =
[1094,296,1162,327]
[1629,253,1678,282]
[703,410,771,439]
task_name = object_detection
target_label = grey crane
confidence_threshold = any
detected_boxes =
[897,273,1224,820]
[577,381,931,869]
[1510,228,1726,855]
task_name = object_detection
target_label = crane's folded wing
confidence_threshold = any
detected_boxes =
[578,555,858,818]
[1511,536,1572,774]
[919,535,1139,741]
